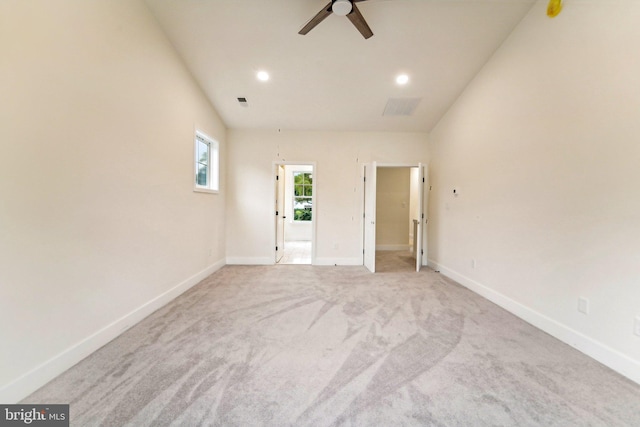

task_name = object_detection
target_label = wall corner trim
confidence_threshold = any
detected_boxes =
[427,258,640,386]
[0,259,226,403]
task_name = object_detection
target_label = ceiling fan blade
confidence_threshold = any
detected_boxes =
[299,1,333,35]
[347,2,374,39]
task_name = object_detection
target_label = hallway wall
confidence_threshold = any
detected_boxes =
[376,168,411,250]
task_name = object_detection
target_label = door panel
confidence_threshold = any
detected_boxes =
[421,164,429,268]
[275,165,285,263]
[416,164,424,272]
[363,162,377,273]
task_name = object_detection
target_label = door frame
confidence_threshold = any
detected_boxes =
[275,164,285,263]
[363,162,377,272]
[272,161,317,265]
[361,162,428,271]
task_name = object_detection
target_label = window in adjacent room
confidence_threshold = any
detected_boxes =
[293,171,312,221]
[194,131,219,193]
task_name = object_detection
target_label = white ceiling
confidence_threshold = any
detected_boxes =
[146,0,535,132]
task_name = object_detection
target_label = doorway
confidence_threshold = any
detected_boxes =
[275,163,315,265]
[363,163,426,273]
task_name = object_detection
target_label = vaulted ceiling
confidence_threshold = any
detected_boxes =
[146,0,535,132]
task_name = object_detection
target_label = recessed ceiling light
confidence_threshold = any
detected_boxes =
[257,70,270,82]
[396,74,409,85]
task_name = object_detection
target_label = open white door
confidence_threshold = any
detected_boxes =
[363,162,377,272]
[275,165,285,263]
[421,164,429,269]
[416,163,425,272]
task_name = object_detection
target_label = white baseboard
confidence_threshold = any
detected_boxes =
[0,259,226,404]
[226,257,274,265]
[225,257,362,266]
[313,257,363,266]
[375,244,411,251]
[427,258,640,385]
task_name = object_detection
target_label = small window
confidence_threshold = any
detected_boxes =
[194,131,219,193]
[293,171,312,221]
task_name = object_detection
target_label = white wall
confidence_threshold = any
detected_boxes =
[226,130,429,265]
[0,0,227,402]
[428,0,640,383]
[284,165,313,241]
[376,168,411,250]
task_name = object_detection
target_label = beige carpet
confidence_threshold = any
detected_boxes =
[376,250,417,273]
[23,263,640,426]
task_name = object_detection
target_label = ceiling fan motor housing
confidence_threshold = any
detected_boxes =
[299,0,372,39]
[332,0,353,16]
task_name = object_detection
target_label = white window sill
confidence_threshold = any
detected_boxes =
[194,187,219,195]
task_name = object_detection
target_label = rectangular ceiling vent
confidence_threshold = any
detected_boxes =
[237,97,248,107]
[383,97,421,116]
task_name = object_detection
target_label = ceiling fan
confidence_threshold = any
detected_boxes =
[299,0,374,39]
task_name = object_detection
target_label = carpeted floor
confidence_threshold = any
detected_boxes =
[23,259,640,426]
[376,250,417,273]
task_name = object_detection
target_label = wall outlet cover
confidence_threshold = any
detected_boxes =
[578,297,589,315]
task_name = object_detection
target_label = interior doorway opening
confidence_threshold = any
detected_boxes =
[375,167,422,273]
[363,163,426,273]
[275,163,315,265]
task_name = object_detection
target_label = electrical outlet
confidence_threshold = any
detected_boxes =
[578,297,589,315]
[634,316,640,337]
[471,259,476,268]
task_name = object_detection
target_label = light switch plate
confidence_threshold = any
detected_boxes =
[578,297,589,315]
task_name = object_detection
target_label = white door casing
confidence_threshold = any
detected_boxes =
[416,163,424,272]
[363,162,377,273]
[275,165,285,263]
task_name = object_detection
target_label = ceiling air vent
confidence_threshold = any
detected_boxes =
[237,97,248,107]
[383,97,421,116]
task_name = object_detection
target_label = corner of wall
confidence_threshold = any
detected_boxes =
[428,259,640,386]
[0,260,225,403]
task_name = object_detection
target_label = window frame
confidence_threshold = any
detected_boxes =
[193,130,219,194]
[292,171,313,222]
